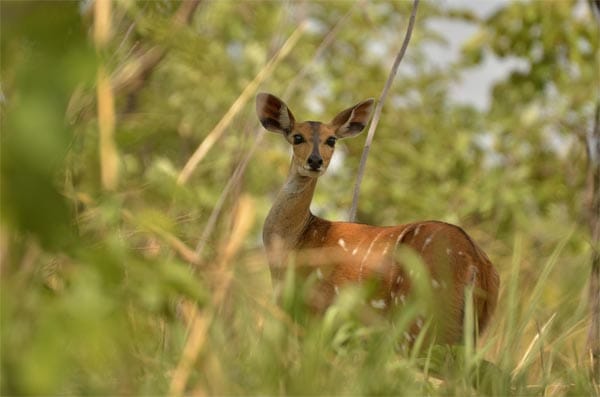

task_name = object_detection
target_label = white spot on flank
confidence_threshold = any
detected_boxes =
[334,285,340,295]
[420,229,440,253]
[422,236,433,250]
[393,229,410,252]
[316,268,324,280]
[381,242,391,256]
[446,248,452,255]
[370,299,386,310]
[414,225,421,236]
[337,238,348,251]
[458,250,465,256]
[432,279,440,289]
[359,232,385,281]
[352,237,366,257]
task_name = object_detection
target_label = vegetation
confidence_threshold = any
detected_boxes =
[1,0,598,395]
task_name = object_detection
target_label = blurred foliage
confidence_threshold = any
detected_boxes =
[1,0,598,395]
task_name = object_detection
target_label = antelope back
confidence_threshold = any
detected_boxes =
[293,218,499,343]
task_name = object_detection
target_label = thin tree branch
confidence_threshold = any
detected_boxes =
[349,0,420,221]
[121,210,203,267]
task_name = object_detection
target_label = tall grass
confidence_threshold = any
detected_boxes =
[3,215,594,395]
[150,224,596,396]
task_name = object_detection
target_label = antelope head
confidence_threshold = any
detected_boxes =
[256,93,375,177]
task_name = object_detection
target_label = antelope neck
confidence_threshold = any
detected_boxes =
[263,164,318,251]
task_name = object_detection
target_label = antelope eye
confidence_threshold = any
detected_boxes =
[292,134,305,145]
[326,136,337,147]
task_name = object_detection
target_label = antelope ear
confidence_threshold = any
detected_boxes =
[256,93,295,135]
[330,98,375,139]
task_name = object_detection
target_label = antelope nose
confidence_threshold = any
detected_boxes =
[307,154,323,170]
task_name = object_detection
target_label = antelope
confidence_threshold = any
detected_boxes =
[256,93,499,344]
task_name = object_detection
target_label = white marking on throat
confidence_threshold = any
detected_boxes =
[282,176,311,194]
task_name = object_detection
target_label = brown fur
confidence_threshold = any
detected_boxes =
[257,93,499,344]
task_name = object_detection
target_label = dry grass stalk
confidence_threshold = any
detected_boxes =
[168,196,255,396]
[168,303,210,397]
[95,0,118,191]
[93,0,111,47]
[217,195,255,267]
[121,210,202,267]
[176,21,308,185]
[512,313,556,379]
